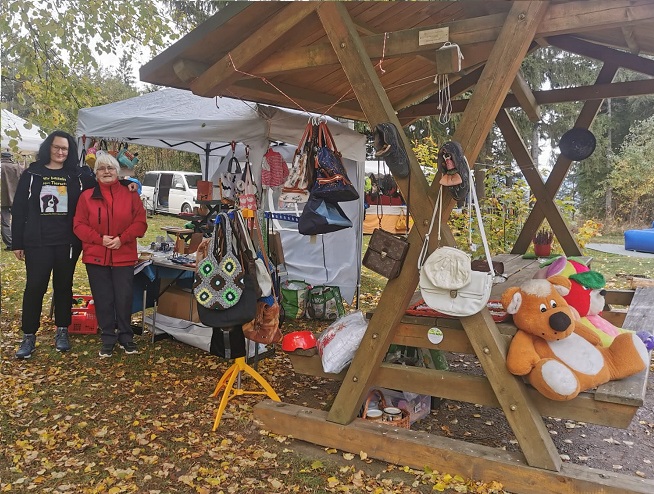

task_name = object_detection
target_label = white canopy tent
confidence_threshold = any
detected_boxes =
[1,109,45,153]
[75,88,366,301]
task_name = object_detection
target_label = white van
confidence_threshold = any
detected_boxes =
[141,171,202,214]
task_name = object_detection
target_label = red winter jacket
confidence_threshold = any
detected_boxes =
[73,180,147,266]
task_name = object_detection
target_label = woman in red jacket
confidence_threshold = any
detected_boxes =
[74,153,147,357]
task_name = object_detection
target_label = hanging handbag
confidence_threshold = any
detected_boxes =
[220,142,241,204]
[298,195,352,236]
[238,149,258,210]
[280,122,315,203]
[116,143,139,169]
[242,217,283,344]
[417,171,495,317]
[196,213,258,327]
[261,148,289,188]
[233,210,272,298]
[194,213,245,309]
[363,162,410,279]
[363,229,409,279]
[196,272,258,328]
[311,122,359,203]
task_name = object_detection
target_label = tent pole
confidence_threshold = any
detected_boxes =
[204,143,211,180]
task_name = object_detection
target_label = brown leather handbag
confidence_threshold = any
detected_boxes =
[242,215,283,345]
[362,228,409,279]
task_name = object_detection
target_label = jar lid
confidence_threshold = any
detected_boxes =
[366,409,382,418]
[383,407,401,415]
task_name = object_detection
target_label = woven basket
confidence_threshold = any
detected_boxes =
[361,389,410,429]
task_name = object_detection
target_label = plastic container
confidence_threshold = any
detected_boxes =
[68,295,97,334]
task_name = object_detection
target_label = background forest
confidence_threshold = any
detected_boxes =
[2,0,654,250]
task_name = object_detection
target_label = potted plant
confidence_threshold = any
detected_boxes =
[533,228,554,257]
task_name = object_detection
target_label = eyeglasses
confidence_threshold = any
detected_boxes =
[95,166,117,173]
[52,145,69,153]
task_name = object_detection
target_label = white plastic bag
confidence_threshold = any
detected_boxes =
[316,311,368,373]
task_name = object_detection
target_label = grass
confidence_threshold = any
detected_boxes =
[2,218,654,493]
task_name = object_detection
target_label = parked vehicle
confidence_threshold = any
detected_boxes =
[141,171,202,214]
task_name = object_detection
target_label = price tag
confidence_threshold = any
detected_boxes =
[427,327,444,345]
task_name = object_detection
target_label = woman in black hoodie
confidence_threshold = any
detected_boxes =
[11,130,135,359]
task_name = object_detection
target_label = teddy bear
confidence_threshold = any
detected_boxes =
[535,256,654,350]
[501,275,649,401]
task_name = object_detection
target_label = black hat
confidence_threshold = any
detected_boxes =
[1,151,13,158]
[559,128,596,161]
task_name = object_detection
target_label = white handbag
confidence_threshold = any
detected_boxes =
[418,163,494,317]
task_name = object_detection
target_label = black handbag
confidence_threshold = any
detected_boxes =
[363,228,409,279]
[298,195,352,235]
[209,326,247,359]
[197,271,258,327]
[311,122,359,203]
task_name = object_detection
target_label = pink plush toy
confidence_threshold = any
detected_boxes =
[535,256,653,350]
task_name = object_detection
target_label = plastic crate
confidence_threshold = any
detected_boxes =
[69,295,97,334]
[69,308,97,334]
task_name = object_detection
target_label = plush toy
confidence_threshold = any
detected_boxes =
[502,275,648,401]
[535,256,654,350]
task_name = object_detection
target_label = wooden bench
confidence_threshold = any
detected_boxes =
[288,259,652,430]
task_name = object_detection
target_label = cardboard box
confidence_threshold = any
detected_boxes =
[157,285,200,323]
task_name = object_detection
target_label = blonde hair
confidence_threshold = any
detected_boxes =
[94,152,120,173]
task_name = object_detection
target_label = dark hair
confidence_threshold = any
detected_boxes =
[36,130,79,169]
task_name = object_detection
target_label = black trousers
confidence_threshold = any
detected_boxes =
[86,264,135,346]
[22,244,81,334]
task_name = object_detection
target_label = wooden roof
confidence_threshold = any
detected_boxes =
[140,0,654,123]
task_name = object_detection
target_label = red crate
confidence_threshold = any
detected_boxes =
[69,308,97,334]
[69,295,97,334]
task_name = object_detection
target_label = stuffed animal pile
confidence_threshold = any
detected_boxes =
[501,275,648,401]
[535,256,654,350]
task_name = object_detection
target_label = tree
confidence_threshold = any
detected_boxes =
[0,1,182,133]
[607,115,654,224]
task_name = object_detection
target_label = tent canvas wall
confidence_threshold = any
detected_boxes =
[1,109,44,153]
[75,89,366,301]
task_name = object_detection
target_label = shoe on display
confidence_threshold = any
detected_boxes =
[373,123,410,178]
[16,334,36,359]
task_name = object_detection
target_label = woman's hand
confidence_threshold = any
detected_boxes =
[102,235,122,249]
[13,249,25,261]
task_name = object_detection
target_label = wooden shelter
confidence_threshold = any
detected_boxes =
[141,2,654,492]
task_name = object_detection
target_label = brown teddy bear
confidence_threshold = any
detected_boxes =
[501,275,648,401]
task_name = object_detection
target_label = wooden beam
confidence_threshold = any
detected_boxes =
[172,58,206,83]
[285,354,638,429]
[244,0,654,77]
[189,2,318,97]
[315,2,455,434]
[449,1,562,471]
[547,35,654,77]
[255,401,654,494]
[511,72,541,122]
[539,0,654,36]
[496,108,580,255]
[621,26,641,54]
[405,78,654,120]
[512,63,620,254]
[229,78,364,119]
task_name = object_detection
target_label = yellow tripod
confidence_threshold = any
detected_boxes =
[211,356,280,430]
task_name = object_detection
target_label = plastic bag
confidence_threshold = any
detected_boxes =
[317,311,368,374]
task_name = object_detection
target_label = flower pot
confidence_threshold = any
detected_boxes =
[533,243,552,257]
